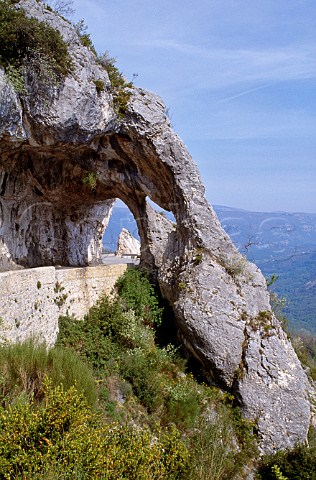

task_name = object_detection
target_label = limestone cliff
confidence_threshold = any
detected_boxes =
[0,0,312,453]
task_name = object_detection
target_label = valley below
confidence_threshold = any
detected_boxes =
[104,203,316,333]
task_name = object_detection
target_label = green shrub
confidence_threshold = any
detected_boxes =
[57,315,121,371]
[115,267,163,327]
[57,291,199,425]
[99,423,189,479]
[58,298,174,413]
[57,295,133,369]
[0,0,72,83]
[98,50,132,116]
[0,380,93,478]
[256,430,316,479]
[119,345,206,429]
[74,18,97,55]
[164,375,201,429]
[119,347,165,412]
[0,340,97,407]
[271,465,288,479]
[82,171,97,190]
[0,380,189,479]
[3,63,24,92]
[93,78,105,93]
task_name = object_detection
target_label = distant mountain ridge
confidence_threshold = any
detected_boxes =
[212,206,316,333]
[103,203,316,333]
[213,205,316,259]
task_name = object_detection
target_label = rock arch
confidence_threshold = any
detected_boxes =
[0,0,311,453]
[0,128,180,270]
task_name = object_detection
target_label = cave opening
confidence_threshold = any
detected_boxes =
[0,130,181,272]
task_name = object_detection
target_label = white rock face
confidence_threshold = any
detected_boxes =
[117,228,140,256]
[0,0,312,453]
[11,0,115,143]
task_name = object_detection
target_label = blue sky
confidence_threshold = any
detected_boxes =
[69,0,315,213]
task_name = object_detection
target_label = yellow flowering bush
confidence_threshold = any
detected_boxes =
[0,379,189,479]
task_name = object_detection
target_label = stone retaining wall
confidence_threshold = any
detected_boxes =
[0,264,127,346]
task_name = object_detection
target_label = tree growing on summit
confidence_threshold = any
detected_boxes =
[46,0,75,17]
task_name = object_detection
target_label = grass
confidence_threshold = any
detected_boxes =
[0,267,258,478]
[189,413,238,480]
[0,340,97,407]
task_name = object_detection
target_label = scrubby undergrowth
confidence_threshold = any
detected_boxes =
[0,0,72,92]
[255,427,316,480]
[0,267,315,478]
[0,268,257,479]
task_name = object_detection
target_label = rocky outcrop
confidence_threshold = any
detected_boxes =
[0,0,312,453]
[117,228,140,256]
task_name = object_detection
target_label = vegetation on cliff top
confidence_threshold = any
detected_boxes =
[73,17,133,115]
[0,0,72,92]
[97,50,133,116]
[0,0,132,116]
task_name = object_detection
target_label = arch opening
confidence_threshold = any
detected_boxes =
[102,198,176,254]
[0,138,180,271]
[102,199,139,253]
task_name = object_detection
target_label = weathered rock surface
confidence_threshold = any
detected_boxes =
[0,0,312,453]
[117,228,140,256]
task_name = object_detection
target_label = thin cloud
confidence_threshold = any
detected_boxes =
[133,40,316,87]
[216,84,272,104]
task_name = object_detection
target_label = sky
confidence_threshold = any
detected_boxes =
[68,0,315,213]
